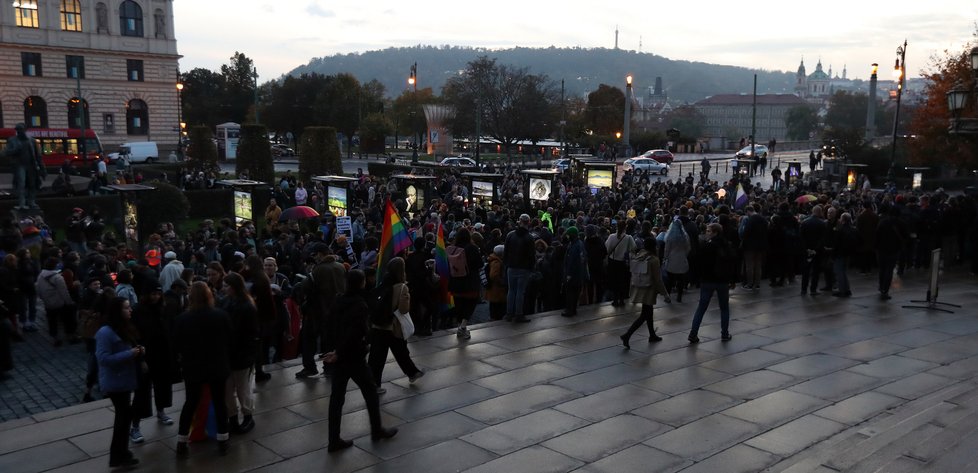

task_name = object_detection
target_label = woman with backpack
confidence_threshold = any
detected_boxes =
[620,237,670,348]
[367,257,424,394]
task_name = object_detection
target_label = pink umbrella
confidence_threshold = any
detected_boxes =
[279,205,320,221]
[795,194,817,204]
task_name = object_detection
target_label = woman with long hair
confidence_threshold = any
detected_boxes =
[243,255,276,382]
[95,297,142,467]
[130,283,175,444]
[621,232,671,348]
[324,269,397,452]
[367,257,423,394]
[447,228,483,340]
[605,219,636,306]
[221,272,259,434]
[663,219,692,302]
[174,282,232,456]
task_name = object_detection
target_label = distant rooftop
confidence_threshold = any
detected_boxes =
[695,94,808,106]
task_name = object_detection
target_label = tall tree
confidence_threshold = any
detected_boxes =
[316,73,361,159]
[391,87,435,149]
[585,84,626,136]
[180,68,225,127]
[262,73,332,141]
[664,105,705,140]
[785,104,818,141]
[823,90,871,155]
[221,52,257,124]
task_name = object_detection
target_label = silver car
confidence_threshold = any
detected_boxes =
[623,157,670,175]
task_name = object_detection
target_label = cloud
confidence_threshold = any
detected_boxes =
[260,3,274,13]
[306,2,335,18]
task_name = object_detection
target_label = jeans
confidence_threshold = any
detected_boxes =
[833,257,850,294]
[107,391,134,462]
[506,268,531,317]
[689,282,731,337]
[328,360,383,442]
[177,377,230,442]
[299,316,320,371]
[743,250,764,288]
[801,252,822,292]
[367,328,420,386]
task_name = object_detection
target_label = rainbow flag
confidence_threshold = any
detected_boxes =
[434,219,455,311]
[735,183,748,209]
[376,199,413,285]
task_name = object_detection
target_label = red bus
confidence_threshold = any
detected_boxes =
[0,128,103,167]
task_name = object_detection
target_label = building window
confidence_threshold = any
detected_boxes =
[119,0,143,37]
[60,0,82,31]
[24,96,48,128]
[126,59,143,81]
[66,55,85,79]
[14,0,39,28]
[68,98,90,128]
[22,52,42,77]
[126,99,148,135]
[95,2,108,33]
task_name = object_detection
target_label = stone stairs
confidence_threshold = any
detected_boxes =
[768,380,978,472]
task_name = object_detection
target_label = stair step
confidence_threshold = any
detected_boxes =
[904,410,978,463]
[920,425,978,471]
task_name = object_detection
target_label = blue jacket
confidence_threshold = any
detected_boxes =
[95,326,138,393]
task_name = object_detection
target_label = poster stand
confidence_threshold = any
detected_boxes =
[902,249,960,314]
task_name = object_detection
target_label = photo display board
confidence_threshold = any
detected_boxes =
[234,190,253,227]
[327,186,348,216]
[529,177,552,201]
[587,168,613,189]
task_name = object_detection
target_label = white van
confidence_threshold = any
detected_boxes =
[108,141,159,164]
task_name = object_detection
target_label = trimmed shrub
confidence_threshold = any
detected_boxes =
[360,112,393,156]
[137,180,190,238]
[187,126,218,171]
[298,126,342,181]
[236,124,274,183]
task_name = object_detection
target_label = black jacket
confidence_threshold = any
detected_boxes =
[175,307,231,382]
[331,293,370,365]
[222,298,259,370]
[504,226,535,270]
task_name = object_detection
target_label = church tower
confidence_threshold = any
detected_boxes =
[795,58,807,97]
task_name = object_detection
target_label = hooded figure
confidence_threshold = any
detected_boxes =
[1,123,46,209]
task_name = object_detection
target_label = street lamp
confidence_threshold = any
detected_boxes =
[176,80,184,158]
[252,66,260,125]
[947,46,978,135]
[622,74,633,160]
[888,40,907,182]
[409,62,419,163]
[866,63,878,141]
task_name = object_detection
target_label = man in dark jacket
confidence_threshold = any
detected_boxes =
[561,226,587,317]
[503,214,535,323]
[688,223,737,343]
[740,205,768,290]
[876,205,907,300]
[799,205,828,295]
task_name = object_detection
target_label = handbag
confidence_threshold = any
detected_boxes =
[393,309,415,339]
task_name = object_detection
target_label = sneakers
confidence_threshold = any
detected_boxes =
[157,412,174,425]
[295,368,318,379]
[129,426,144,444]
[238,415,255,434]
[687,334,700,344]
[721,333,733,342]
[456,327,471,340]
[409,371,425,383]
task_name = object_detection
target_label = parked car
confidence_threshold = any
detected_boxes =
[735,144,769,159]
[107,141,159,164]
[623,157,670,174]
[634,149,674,164]
[551,158,571,172]
[271,144,296,158]
[440,156,477,167]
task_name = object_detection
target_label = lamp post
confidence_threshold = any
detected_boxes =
[252,66,260,125]
[408,62,419,163]
[947,47,978,135]
[888,40,907,182]
[623,74,633,160]
[71,64,87,159]
[866,63,878,141]
[176,80,184,158]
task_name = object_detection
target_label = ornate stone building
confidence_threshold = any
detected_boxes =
[693,93,808,149]
[0,0,180,151]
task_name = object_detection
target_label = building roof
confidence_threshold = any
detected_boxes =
[695,94,808,106]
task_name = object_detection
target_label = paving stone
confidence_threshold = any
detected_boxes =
[701,370,797,400]
[552,363,660,395]
[551,346,648,372]
[481,345,580,370]
[644,413,763,461]
[847,355,940,379]
[723,390,829,428]
[694,333,776,355]
[875,372,956,400]
[929,356,978,380]
[389,360,503,391]
[411,343,511,370]
[553,384,665,422]
[900,340,977,364]
[470,362,577,394]
[247,444,379,473]
[680,444,779,473]
[0,440,88,473]
[256,409,400,458]
[0,407,113,455]
[632,389,741,427]
[625,346,723,375]
[555,330,635,353]
[745,414,848,456]
[697,349,786,375]
[926,318,978,336]
[381,383,499,421]
[763,335,842,356]
[355,439,495,473]
[787,370,885,401]
[456,384,581,425]
[824,339,908,361]
[356,411,487,460]
[815,391,905,425]
[572,443,690,473]
[631,366,731,396]
[885,329,957,348]
[766,354,859,378]
[543,414,671,462]
[461,409,590,455]
[463,445,584,473]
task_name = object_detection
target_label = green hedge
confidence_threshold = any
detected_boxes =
[236,124,274,183]
[187,126,218,170]
[298,126,342,182]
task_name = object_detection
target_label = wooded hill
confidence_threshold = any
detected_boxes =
[287,45,798,103]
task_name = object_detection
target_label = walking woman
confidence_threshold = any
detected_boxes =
[95,297,142,468]
[662,219,691,302]
[621,237,670,348]
[221,272,259,434]
[447,228,483,340]
[368,257,423,395]
[130,283,175,445]
[174,282,232,456]
[324,269,398,452]
[605,220,636,306]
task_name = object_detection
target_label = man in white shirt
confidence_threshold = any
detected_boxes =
[294,182,308,206]
[158,251,184,292]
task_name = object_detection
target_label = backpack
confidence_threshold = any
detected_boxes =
[369,281,395,326]
[629,253,652,287]
[712,238,736,280]
[447,245,468,278]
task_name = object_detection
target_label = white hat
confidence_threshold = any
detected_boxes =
[164,251,177,260]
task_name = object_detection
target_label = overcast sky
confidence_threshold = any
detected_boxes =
[175,1,978,83]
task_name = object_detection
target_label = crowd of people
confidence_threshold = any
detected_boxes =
[2,152,978,465]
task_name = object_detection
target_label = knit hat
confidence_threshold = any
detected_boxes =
[145,249,161,266]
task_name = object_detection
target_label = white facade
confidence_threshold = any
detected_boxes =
[0,0,180,151]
